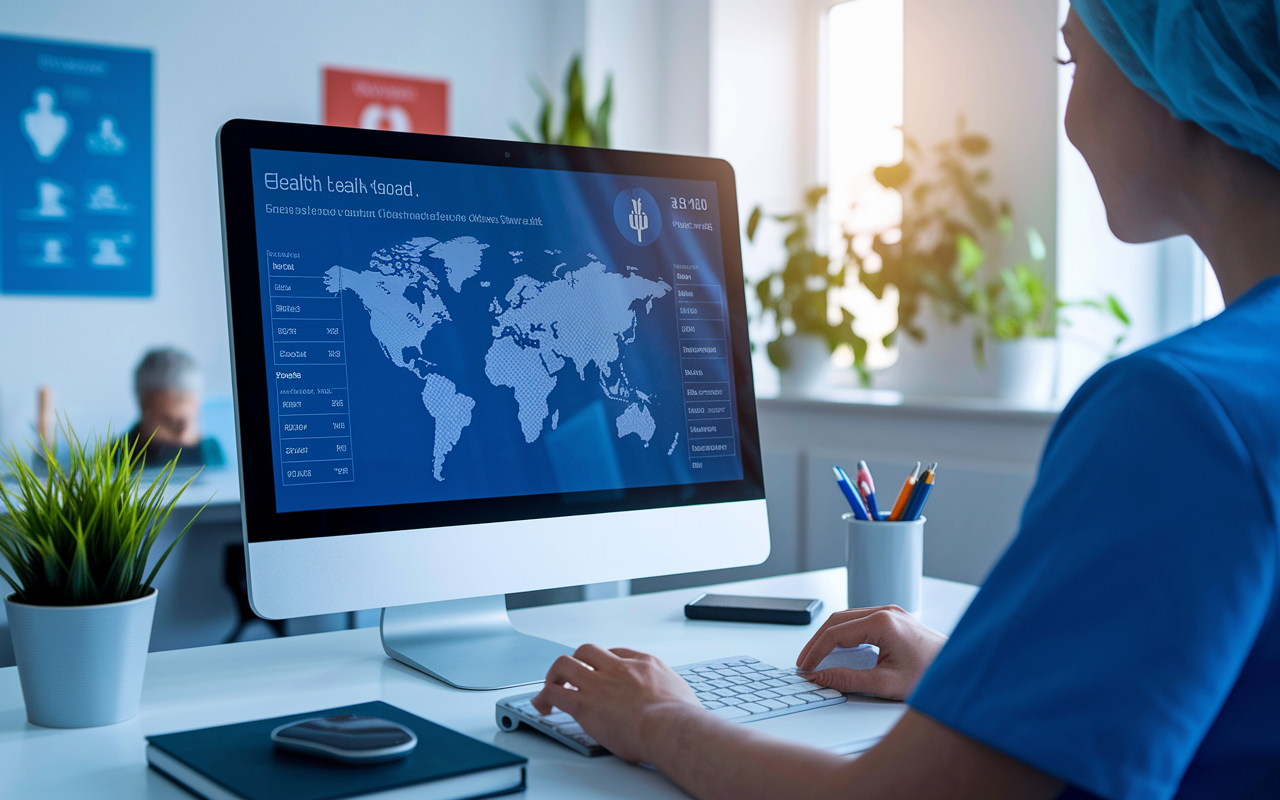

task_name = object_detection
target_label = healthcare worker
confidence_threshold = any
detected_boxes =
[531,2,1280,798]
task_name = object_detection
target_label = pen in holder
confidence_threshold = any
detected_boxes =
[843,512,924,614]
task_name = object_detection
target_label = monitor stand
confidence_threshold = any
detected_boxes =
[380,595,575,690]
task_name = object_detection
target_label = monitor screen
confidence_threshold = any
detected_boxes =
[220,122,763,545]
[252,150,741,513]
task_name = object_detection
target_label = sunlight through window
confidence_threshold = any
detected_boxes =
[825,0,905,371]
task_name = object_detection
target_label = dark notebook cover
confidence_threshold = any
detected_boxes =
[146,701,526,800]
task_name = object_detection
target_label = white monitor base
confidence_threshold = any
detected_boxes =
[380,595,574,690]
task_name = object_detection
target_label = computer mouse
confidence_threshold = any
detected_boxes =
[808,644,879,673]
[271,715,417,764]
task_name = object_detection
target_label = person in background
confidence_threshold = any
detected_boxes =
[529,2,1280,798]
[127,347,224,468]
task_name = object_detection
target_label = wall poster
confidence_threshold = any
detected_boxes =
[323,67,448,135]
[0,35,152,296]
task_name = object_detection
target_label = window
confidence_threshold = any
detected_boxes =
[823,0,904,371]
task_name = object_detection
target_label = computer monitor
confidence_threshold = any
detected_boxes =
[217,120,768,689]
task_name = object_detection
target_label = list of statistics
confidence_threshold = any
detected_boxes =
[266,250,356,486]
[675,261,736,469]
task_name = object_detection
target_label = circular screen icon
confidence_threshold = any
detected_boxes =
[613,188,662,246]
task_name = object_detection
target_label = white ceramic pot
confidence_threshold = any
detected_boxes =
[777,334,830,397]
[991,337,1058,405]
[875,297,991,396]
[6,589,156,728]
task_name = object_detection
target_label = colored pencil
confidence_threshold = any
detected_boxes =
[905,463,937,521]
[887,462,921,521]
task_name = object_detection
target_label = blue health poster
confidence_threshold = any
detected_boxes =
[0,35,152,296]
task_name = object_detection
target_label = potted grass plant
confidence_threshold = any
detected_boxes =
[0,421,204,728]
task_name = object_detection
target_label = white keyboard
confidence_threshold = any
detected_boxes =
[495,655,846,756]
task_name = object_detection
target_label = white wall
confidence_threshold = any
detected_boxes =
[0,0,586,447]
[584,0,710,156]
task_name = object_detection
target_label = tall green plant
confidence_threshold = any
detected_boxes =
[512,54,613,147]
[0,421,205,606]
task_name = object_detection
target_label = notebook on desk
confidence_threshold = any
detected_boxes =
[146,701,526,800]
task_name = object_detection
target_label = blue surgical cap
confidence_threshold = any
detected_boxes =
[1072,0,1280,170]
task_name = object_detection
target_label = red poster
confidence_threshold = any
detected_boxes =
[323,67,448,135]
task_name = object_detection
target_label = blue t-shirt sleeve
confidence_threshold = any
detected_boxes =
[909,353,1277,800]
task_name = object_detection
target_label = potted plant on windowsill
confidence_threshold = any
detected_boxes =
[746,187,868,396]
[0,422,203,728]
[857,118,1129,400]
[960,226,1130,404]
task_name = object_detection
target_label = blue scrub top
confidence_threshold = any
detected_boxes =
[910,277,1280,800]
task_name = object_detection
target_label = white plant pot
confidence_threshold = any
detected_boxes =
[991,338,1058,405]
[777,334,830,397]
[875,297,990,396]
[6,589,156,728]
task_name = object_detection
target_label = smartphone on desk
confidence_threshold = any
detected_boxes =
[684,594,823,625]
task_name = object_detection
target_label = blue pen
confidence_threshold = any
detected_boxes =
[904,463,936,521]
[833,466,871,521]
[855,460,880,520]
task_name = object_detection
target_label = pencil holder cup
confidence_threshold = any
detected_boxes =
[843,513,924,614]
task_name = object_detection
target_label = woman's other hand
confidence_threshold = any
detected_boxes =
[532,644,701,763]
[796,606,947,701]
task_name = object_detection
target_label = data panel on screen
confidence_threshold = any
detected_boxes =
[249,149,742,514]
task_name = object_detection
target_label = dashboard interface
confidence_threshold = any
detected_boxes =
[248,149,743,514]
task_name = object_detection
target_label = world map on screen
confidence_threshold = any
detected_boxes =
[324,236,671,481]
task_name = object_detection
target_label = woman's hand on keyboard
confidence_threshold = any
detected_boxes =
[531,644,700,763]
[795,605,947,701]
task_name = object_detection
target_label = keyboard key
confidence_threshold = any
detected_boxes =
[702,700,725,709]
[726,676,750,686]
[774,683,816,696]
[721,695,746,706]
[738,702,770,714]
[557,723,586,736]
[755,689,779,699]
[741,657,760,663]
[777,695,806,707]
[758,699,788,710]
[793,692,824,703]
[713,688,737,698]
[736,692,763,703]
[707,679,732,689]
[781,675,810,684]
[709,706,750,720]
[540,712,574,726]
[814,688,844,699]
[762,678,785,688]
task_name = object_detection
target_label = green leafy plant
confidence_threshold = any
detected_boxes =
[856,117,1130,363]
[0,421,205,606]
[958,226,1131,364]
[512,54,613,147]
[746,186,869,383]
[858,117,1009,343]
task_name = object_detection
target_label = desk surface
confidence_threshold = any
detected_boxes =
[0,570,976,799]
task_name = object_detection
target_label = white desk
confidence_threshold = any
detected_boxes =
[0,570,976,799]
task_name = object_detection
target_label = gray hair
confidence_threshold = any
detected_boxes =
[134,347,203,398]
